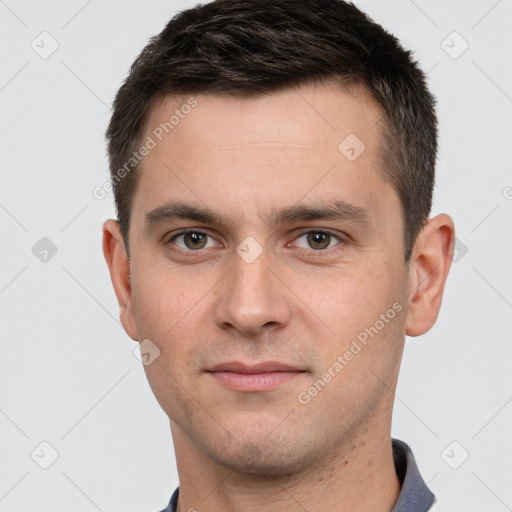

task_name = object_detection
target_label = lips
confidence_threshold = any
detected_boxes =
[207,361,306,392]
[208,361,303,373]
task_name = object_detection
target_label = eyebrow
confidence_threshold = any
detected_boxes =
[270,200,370,226]
[145,199,371,229]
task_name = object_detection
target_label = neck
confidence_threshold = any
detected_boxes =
[171,415,400,512]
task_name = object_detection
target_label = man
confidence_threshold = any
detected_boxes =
[102,1,454,510]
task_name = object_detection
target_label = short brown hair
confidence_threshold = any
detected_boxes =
[106,0,437,261]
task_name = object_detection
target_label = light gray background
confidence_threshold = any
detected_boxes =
[1,1,511,511]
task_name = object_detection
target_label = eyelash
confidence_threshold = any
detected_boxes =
[165,228,346,258]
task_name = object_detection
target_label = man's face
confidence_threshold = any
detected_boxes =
[125,83,411,474]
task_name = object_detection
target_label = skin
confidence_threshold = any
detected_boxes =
[103,82,455,512]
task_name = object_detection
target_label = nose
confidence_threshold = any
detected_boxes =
[214,245,291,336]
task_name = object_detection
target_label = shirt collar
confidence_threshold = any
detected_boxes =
[391,439,436,512]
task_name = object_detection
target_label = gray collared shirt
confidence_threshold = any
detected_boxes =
[158,438,436,512]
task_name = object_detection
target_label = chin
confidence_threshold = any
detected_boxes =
[207,432,320,477]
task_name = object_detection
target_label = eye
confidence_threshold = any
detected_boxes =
[170,230,218,251]
[293,230,343,251]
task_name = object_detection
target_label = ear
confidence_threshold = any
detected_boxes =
[102,219,139,341]
[405,214,455,337]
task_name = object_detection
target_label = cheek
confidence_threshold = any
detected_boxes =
[142,355,203,430]
[302,256,407,367]
[338,261,407,366]
[132,261,202,331]
[301,292,406,422]
[132,267,209,418]
[130,264,210,377]
[305,265,398,334]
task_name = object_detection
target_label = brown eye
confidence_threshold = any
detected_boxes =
[290,230,346,255]
[306,231,332,250]
[184,232,207,249]
[172,231,214,250]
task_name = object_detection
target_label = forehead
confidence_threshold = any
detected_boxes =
[146,82,381,149]
[132,83,396,228]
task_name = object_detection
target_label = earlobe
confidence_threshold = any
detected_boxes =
[405,214,455,337]
[102,220,139,341]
